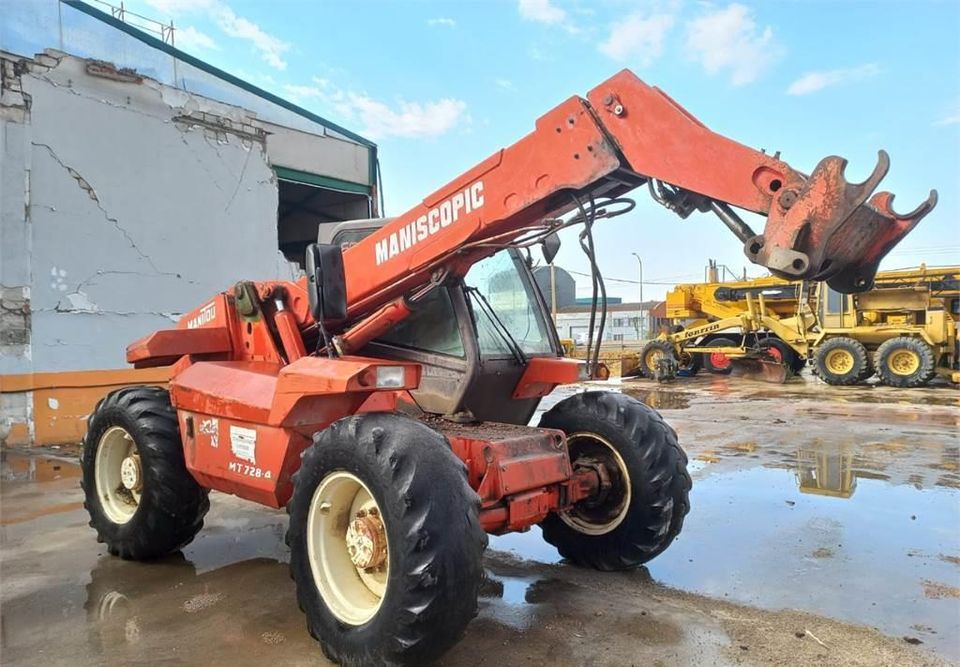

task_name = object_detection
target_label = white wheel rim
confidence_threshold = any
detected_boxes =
[94,426,142,524]
[560,432,632,536]
[307,471,389,625]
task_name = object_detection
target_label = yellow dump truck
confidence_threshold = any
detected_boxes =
[628,265,959,387]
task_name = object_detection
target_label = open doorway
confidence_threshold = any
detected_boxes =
[276,171,372,267]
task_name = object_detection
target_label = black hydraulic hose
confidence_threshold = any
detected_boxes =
[709,201,756,244]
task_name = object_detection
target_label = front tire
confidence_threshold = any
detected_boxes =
[286,413,486,666]
[538,391,691,570]
[640,339,680,380]
[81,386,209,560]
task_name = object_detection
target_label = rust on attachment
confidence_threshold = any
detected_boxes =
[747,150,937,293]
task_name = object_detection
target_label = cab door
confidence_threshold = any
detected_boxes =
[819,284,853,329]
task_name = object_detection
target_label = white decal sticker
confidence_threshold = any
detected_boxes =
[230,425,257,463]
[374,180,485,266]
[186,301,216,329]
[199,418,219,448]
[228,461,273,479]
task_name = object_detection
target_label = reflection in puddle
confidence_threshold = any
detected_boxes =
[487,459,959,660]
[1,451,81,482]
[795,443,857,499]
[620,387,692,410]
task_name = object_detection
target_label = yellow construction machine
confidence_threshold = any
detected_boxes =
[623,265,959,387]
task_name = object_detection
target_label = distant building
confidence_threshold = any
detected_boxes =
[555,301,664,343]
[532,264,663,343]
[532,265,576,310]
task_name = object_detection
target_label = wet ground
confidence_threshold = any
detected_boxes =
[1,372,958,665]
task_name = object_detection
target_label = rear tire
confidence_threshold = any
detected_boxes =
[81,386,209,560]
[538,391,691,570]
[286,413,486,666]
[875,336,937,388]
[702,336,736,375]
[814,337,871,385]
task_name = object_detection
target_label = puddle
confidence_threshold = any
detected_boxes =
[620,387,692,410]
[1,451,81,482]
[490,462,959,661]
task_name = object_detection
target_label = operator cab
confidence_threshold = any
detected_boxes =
[316,219,563,425]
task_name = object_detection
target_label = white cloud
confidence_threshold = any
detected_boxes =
[786,63,881,95]
[174,25,218,52]
[519,0,566,25]
[214,7,289,70]
[428,17,456,27]
[283,79,468,139]
[337,94,468,139]
[145,0,217,13]
[685,3,782,86]
[144,0,290,70]
[599,12,675,65]
[935,111,960,126]
[494,78,515,90]
[282,79,329,102]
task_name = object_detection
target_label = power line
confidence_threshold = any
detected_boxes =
[566,269,708,285]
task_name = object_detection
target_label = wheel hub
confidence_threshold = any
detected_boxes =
[561,432,632,536]
[345,510,387,570]
[890,350,919,375]
[307,471,390,626]
[826,349,854,374]
[120,455,142,491]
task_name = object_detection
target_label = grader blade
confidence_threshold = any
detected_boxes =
[730,358,790,384]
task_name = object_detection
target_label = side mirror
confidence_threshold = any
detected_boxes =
[542,233,561,265]
[305,243,348,323]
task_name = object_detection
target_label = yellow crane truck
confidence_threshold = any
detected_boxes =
[628,265,959,387]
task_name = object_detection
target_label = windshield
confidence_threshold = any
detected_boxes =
[465,250,554,357]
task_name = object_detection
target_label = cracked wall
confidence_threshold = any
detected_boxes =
[1,51,299,376]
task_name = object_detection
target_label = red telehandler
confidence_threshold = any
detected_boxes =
[81,70,935,665]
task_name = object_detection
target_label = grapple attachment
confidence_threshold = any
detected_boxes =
[745,151,937,293]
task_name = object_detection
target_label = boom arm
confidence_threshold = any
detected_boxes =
[343,70,935,323]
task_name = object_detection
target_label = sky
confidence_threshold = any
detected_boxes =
[11,0,960,300]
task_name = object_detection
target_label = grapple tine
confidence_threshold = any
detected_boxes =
[745,150,937,293]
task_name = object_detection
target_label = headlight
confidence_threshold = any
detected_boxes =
[375,366,406,388]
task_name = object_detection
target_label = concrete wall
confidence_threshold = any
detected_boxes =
[0,49,371,444]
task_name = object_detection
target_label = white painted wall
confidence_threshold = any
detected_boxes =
[0,50,369,378]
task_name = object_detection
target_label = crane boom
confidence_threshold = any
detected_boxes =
[344,69,936,322]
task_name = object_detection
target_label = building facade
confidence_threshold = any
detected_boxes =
[1,2,377,445]
[554,301,666,343]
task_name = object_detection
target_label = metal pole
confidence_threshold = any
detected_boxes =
[631,253,644,341]
[550,262,557,320]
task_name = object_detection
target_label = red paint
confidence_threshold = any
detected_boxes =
[118,68,930,534]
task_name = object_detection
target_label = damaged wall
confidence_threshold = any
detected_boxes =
[0,49,374,444]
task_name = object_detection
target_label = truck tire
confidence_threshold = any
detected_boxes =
[639,339,680,380]
[81,386,209,560]
[814,337,871,385]
[538,391,691,570]
[702,336,736,374]
[286,413,486,666]
[758,338,803,373]
[875,336,937,388]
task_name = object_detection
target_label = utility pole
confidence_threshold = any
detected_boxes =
[549,263,557,322]
[631,252,644,341]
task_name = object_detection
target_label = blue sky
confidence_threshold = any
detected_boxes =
[19,0,960,299]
